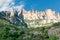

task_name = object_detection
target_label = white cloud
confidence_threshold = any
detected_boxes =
[0,0,24,11]
[14,4,24,11]
[14,1,24,11]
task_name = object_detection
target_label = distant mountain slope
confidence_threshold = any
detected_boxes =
[0,8,60,28]
[0,9,27,28]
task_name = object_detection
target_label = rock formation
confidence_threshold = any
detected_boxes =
[0,8,60,27]
[22,9,60,24]
[0,8,27,28]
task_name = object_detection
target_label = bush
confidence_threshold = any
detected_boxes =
[52,22,60,26]
[40,27,49,39]
[48,35,58,40]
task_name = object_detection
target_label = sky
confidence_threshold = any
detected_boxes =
[0,0,60,12]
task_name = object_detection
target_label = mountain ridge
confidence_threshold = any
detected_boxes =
[0,8,60,27]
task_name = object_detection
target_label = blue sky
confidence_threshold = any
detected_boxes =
[14,0,60,12]
[0,0,60,12]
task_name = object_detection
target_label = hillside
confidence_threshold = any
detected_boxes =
[0,8,60,40]
[0,8,60,28]
[0,18,60,40]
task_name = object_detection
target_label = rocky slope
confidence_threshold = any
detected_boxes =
[0,8,27,28]
[0,8,60,27]
[22,9,60,23]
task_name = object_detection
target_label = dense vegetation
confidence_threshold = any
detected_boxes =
[0,19,59,40]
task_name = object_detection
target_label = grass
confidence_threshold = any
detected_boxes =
[24,19,41,23]
[0,19,60,40]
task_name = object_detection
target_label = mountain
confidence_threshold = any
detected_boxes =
[22,9,60,23]
[0,8,27,28]
[0,8,60,40]
[0,7,60,28]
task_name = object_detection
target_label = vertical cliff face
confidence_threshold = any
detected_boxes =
[57,13,60,22]
[0,8,28,27]
[22,10,41,20]
[45,9,59,23]
[45,9,57,23]
[10,7,15,17]
[0,8,60,27]
[22,9,60,23]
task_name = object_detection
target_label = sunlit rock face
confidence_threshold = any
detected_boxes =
[0,8,28,27]
[45,9,58,23]
[0,8,60,27]
[22,10,41,20]
[57,13,60,22]
[21,9,60,24]
[10,7,15,17]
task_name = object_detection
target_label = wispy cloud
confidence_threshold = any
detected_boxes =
[0,0,24,11]
[14,1,24,11]
[14,4,24,11]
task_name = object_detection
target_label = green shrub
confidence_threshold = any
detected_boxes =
[52,22,60,26]
[40,27,49,39]
[48,35,58,40]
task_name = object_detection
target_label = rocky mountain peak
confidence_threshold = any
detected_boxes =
[0,8,60,27]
